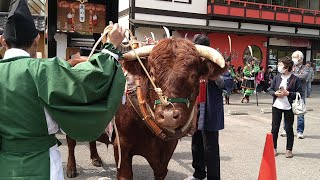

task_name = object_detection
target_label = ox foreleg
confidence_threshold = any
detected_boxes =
[147,141,178,180]
[66,135,78,178]
[89,141,103,167]
[114,143,133,180]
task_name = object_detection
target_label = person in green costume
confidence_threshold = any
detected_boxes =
[241,55,260,103]
[0,0,126,179]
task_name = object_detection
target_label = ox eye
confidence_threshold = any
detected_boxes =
[191,74,196,79]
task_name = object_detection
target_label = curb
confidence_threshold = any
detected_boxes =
[228,110,248,115]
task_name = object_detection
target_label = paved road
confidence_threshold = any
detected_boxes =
[60,86,320,180]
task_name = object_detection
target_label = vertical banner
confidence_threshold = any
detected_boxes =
[79,3,85,23]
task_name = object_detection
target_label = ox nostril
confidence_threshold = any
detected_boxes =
[173,110,180,119]
[158,110,180,122]
[159,110,164,119]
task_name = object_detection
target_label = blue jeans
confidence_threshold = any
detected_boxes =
[306,81,312,97]
[297,93,306,133]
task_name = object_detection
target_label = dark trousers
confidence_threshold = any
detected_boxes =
[192,130,220,180]
[271,107,294,150]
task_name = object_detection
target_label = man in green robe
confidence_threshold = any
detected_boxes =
[0,0,126,179]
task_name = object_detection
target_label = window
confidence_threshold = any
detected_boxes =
[255,0,269,4]
[271,0,284,6]
[286,0,297,7]
[297,0,309,9]
[214,0,227,4]
[313,51,320,80]
[243,45,263,65]
[310,0,319,10]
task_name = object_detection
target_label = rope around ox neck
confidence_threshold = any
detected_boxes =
[87,25,170,107]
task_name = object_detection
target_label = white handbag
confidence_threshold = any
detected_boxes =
[292,92,307,115]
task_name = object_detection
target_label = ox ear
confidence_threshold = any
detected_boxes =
[121,45,154,76]
[201,59,228,79]
[122,57,149,76]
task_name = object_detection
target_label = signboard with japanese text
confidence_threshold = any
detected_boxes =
[57,0,106,34]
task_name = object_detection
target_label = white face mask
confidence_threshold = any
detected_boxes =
[278,66,286,74]
[292,58,299,65]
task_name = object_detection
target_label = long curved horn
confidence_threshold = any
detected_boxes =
[150,32,156,41]
[122,45,155,61]
[195,45,225,68]
[228,35,231,53]
[163,26,170,39]
[248,45,253,57]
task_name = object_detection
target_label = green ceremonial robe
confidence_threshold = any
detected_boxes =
[243,65,260,96]
[0,43,125,179]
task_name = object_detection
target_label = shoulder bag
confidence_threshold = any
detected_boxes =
[292,92,307,115]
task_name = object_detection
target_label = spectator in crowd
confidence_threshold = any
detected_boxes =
[264,66,274,91]
[268,56,302,158]
[185,34,224,180]
[235,66,243,92]
[222,57,235,105]
[256,67,265,93]
[291,50,308,139]
[231,65,239,93]
[305,61,314,98]
[281,51,308,138]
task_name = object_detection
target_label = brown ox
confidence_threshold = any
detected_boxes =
[66,38,226,179]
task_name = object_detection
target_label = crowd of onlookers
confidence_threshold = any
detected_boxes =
[224,61,315,97]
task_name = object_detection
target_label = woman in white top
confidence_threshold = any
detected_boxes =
[268,56,302,158]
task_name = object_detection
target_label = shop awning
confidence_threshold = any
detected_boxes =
[0,12,46,32]
[129,19,320,39]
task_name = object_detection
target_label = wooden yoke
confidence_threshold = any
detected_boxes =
[135,78,167,140]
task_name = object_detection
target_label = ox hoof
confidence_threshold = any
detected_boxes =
[66,170,78,178]
[92,158,103,167]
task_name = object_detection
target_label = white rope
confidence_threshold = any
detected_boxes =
[113,118,122,169]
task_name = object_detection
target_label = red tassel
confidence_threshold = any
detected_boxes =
[197,79,206,103]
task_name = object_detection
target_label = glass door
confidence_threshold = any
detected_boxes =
[313,50,320,81]
[268,46,306,74]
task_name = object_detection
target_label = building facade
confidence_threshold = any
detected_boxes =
[119,0,320,81]
[47,0,118,59]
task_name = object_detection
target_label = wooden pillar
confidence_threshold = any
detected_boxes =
[48,0,57,58]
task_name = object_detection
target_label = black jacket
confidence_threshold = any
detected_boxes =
[264,71,274,83]
[268,74,302,104]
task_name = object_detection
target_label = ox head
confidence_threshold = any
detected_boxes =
[121,38,226,138]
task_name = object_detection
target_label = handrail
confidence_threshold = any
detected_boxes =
[211,0,319,15]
